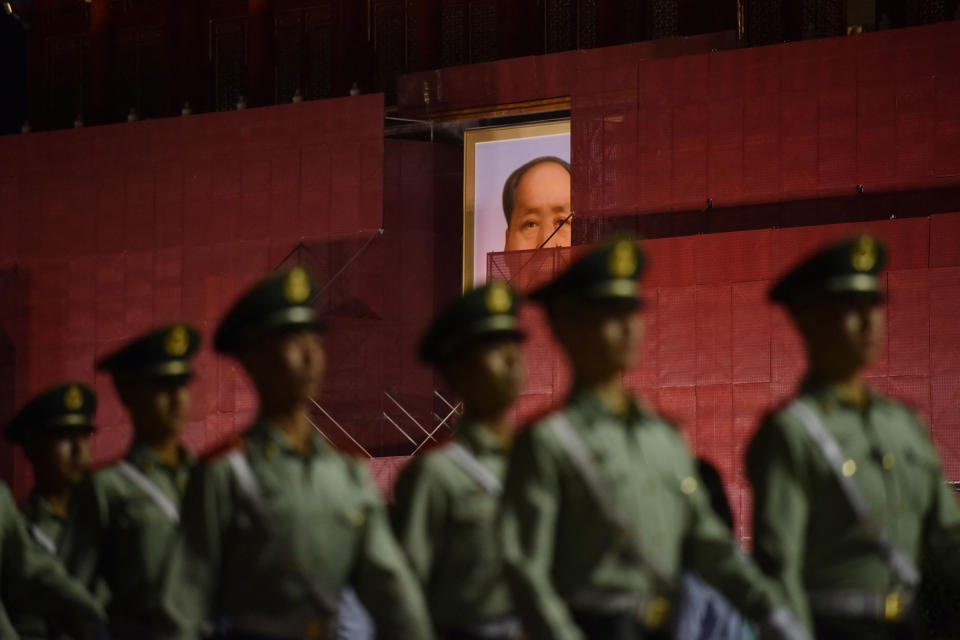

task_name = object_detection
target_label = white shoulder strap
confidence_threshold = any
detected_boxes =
[225,450,269,521]
[444,442,502,495]
[225,449,339,617]
[786,400,920,587]
[548,414,674,588]
[28,522,57,554]
[116,461,180,524]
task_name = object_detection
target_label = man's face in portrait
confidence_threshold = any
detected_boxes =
[503,158,572,252]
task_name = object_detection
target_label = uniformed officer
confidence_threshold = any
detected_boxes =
[746,235,960,639]
[392,281,526,640]
[59,324,201,637]
[170,267,434,639]
[500,238,806,640]
[0,480,106,637]
[4,382,96,637]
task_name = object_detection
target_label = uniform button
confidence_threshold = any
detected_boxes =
[882,453,896,470]
[842,459,857,477]
[680,476,698,495]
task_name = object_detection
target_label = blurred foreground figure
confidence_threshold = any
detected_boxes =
[172,267,434,639]
[500,238,806,640]
[393,282,526,640]
[60,325,201,637]
[6,382,96,637]
[670,459,754,640]
[1,385,107,637]
[747,235,960,639]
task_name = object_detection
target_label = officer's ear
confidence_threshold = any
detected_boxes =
[20,435,42,463]
[111,376,131,405]
[438,356,463,391]
[234,342,268,377]
[112,376,148,409]
[545,306,578,344]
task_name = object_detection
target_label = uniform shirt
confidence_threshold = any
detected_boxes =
[0,483,105,637]
[59,442,195,632]
[12,493,68,638]
[22,493,65,554]
[171,420,435,640]
[501,389,784,640]
[392,423,513,630]
[747,380,960,631]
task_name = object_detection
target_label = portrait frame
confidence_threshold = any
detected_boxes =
[463,119,571,291]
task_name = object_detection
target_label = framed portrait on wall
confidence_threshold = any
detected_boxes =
[463,120,571,289]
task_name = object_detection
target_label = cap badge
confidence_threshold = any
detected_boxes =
[485,281,512,314]
[608,240,637,278]
[851,236,877,272]
[165,325,189,357]
[284,267,311,303]
[64,385,83,411]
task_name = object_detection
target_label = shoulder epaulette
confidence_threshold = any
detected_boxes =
[200,436,246,463]
[522,405,563,431]
[91,453,127,472]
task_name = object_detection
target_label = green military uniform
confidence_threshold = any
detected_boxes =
[59,325,201,636]
[14,493,68,638]
[393,425,515,635]
[61,442,196,631]
[171,267,434,639]
[4,382,100,638]
[392,282,524,638]
[22,492,66,555]
[0,481,107,638]
[500,240,801,640]
[747,235,960,638]
[5,382,97,560]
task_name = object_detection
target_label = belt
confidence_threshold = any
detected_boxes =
[445,616,522,639]
[228,612,331,639]
[566,590,672,630]
[808,588,914,623]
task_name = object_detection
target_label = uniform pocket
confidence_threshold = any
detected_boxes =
[898,446,935,511]
[297,506,364,581]
[116,494,166,530]
[450,490,496,525]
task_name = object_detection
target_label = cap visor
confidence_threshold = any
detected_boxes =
[43,424,96,438]
[778,273,882,306]
[823,273,882,294]
[108,360,194,382]
[225,306,325,354]
[429,315,523,363]
[548,280,643,314]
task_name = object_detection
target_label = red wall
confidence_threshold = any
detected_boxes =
[0,96,385,495]
[397,31,737,115]
[3,22,960,513]
[569,21,960,221]
[491,212,960,541]
[400,21,960,224]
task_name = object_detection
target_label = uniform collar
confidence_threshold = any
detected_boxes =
[568,386,647,425]
[248,419,329,458]
[800,376,880,414]
[457,421,512,455]
[126,441,196,473]
[23,492,64,524]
